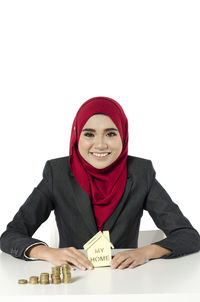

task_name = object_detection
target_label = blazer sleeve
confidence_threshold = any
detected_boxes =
[144,161,200,259]
[0,161,55,261]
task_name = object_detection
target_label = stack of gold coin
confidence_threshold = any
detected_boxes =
[40,273,50,284]
[51,275,61,284]
[29,276,39,284]
[51,266,61,284]
[18,279,28,284]
[52,266,61,276]
[62,263,71,284]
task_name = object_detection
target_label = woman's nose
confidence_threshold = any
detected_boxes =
[94,136,107,149]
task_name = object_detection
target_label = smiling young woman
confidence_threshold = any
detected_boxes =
[78,114,123,169]
[0,96,200,270]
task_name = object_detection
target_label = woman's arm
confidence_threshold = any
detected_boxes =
[26,244,93,270]
[111,160,200,270]
[0,161,54,260]
[110,244,172,269]
[144,161,200,258]
[142,244,172,259]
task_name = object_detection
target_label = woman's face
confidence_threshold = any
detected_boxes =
[78,114,123,169]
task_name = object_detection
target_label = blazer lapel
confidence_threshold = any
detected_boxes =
[103,176,134,231]
[69,173,98,236]
[69,171,134,235]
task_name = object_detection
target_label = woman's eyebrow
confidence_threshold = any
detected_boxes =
[82,128,118,132]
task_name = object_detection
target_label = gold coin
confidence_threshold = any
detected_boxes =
[40,280,49,284]
[52,279,61,284]
[52,275,61,279]
[18,279,28,284]
[52,266,61,272]
[40,273,49,278]
[63,272,71,276]
[62,263,70,270]
[30,276,38,279]
[29,276,39,284]
[40,273,49,284]
[63,278,71,284]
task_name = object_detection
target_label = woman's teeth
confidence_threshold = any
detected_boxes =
[92,153,110,157]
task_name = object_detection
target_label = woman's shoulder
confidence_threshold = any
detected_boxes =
[45,156,71,175]
[127,155,154,177]
[127,155,152,166]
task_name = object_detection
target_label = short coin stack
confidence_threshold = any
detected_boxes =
[18,279,28,284]
[62,263,71,283]
[29,276,39,284]
[51,266,61,284]
[40,273,50,284]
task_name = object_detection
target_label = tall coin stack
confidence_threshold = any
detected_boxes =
[40,273,50,284]
[51,266,61,284]
[62,263,71,283]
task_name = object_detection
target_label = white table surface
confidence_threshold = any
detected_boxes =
[0,249,200,298]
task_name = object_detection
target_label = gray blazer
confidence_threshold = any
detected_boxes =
[0,155,200,260]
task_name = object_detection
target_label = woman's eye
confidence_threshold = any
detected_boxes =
[107,132,116,137]
[84,132,116,137]
[84,133,94,137]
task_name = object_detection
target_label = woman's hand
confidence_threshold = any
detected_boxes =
[26,245,93,271]
[46,247,94,270]
[110,248,149,270]
[110,245,172,269]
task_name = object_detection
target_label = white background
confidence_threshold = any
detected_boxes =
[0,0,200,247]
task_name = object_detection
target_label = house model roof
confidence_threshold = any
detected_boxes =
[83,231,114,251]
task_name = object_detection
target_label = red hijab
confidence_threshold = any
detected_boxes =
[69,96,128,231]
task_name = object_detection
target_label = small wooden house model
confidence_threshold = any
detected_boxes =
[83,230,114,268]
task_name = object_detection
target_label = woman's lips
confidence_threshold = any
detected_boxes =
[90,152,111,160]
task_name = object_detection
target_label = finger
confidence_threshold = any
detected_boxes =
[67,262,76,271]
[73,256,93,270]
[64,255,89,271]
[65,248,93,270]
[118,257,133,270]
[111,251,130,264]
[129,260,145,269]
[54,258,76,270]
[69,248,93,267]
[111,252,123,262]
[129,262,141,269]
[111,255,127,269]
